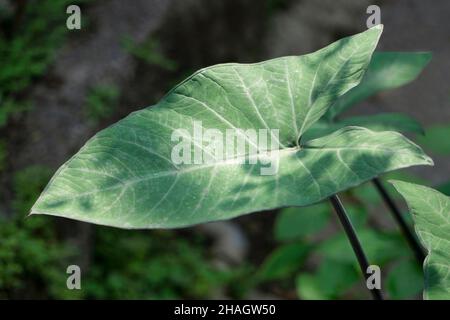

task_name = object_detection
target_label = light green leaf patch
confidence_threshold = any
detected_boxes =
[390,180,450,300]
[303,112,423,141]
[31,26,431,229]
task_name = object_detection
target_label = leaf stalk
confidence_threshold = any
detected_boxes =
[330,194,384,300]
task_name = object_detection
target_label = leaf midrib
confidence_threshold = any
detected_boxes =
[46,141,427,203]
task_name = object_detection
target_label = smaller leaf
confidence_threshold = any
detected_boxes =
[296,259,358,300]
[318,229,408,265]
[340,113,424,135]
[417,125,450,156]
[296,273,327,300]
[274,203,330,242]
[390,181,450,300]
[303,112,423,141]
[386,259,423,300]
[257,242,310,282]
[344,203,369,229]
[437,181,450,196]
[351,182,381,205]
[326,51,432,120]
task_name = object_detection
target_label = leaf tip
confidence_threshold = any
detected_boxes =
[28,210,39,218]
[424,154,435,166]
[373,24,384,31]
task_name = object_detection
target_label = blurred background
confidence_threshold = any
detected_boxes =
[0,0,449,299]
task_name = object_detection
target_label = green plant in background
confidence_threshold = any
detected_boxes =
[0,0,86,127]
[84,84,120,125]
[0,140,6,172]
[266,192,424,299]
[416,124,450,156]
[0,165,78,299]
[0,0,87,299]
[83,228,252,299]
[121,36,178,71]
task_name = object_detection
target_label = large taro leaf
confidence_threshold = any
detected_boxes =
[390,181,450,300]
[325,51,432,120]
[31,26,430,229]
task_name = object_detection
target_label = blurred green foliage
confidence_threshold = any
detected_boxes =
[0,139,6,172]
[0,0,85,127]
[0,165,75,299]
[274,203,330,242]
[84,84,120,125]
[121,36,178,71]
[260,183,424,299]
[386,260,423,299]
[0,0,84,297]
[83,228,251,299]
[0,214,76,299]
[256,242,310,282]
[417,124,450,156]
[296,258,359,300]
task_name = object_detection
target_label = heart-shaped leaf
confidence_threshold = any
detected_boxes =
[390,181,450,300]
[31,26,432,229]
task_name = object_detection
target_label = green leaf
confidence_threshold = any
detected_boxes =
[296,274,327,300]
[340,113,423,134]
[386,260,423,299]
[326,51,432,120]
[319,229,408,265]
[390,180,450,299]
[303,112,423,141]
[31,26,430,229]
[257,242,310,281]
[296,259,359,299]
[274,203,330,242]
[417,125,450,156]
[437,181,450,196]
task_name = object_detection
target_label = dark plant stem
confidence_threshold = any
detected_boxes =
[330,194,384,300]
[372,177,426,263]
